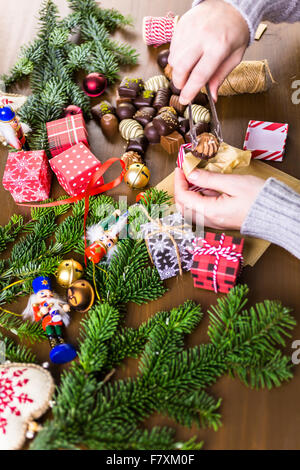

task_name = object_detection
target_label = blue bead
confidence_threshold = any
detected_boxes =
[49,343,77,364]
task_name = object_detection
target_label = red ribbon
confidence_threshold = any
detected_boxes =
[18,157,126,264]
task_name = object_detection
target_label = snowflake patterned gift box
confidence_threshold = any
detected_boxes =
[191,232,244,294]
[2,150,52,203]
[141,212,195,280]
[46,114,89,157]
[50,142,104,197]
[243,120,288,161]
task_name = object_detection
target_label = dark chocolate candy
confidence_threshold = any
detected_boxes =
[152,111,179,136]
[116,102,136,120]
[169,95,186,115]
[157,49,170,69]
[100,114,119,139]
[91,101,115,121]
[133,90,155,108]
[144,122,160,144]
[164,64,173,81]
[126,136,149,156]
[178,117,190,136]
[116,91,132,105]
[118,77,144,99]
[160,131,185,155]
[169,80,181,95]
[134,106,156,127]
[153,88,171,111]
[193,91,209,107]
[185,121,210,142]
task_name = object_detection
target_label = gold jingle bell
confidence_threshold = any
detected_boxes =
[124,163,150,189]
[55,259,84,288]
[67,280,95,313]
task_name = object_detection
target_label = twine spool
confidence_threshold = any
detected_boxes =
[202,60,276,96]
[142,12,179,47]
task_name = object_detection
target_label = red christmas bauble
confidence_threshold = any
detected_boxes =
[82,73,107,97]
[63,105,83,117]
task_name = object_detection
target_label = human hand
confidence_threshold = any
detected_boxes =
[168,0,250,103]
[174,167,265,230]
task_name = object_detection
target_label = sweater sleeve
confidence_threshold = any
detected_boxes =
[192,0,300,43]
[241,178,300,260]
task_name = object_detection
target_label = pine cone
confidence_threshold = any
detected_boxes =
[192,132,220,160]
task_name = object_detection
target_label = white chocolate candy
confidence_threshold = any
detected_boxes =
[184,104,210,124]
[144,75,169,92]
[119,119,144,140]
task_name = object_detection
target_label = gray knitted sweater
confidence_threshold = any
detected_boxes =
[191,0,300,258]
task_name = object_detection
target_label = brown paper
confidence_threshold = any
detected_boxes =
[156,159,300,267]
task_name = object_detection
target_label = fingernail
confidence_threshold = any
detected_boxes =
[179,96,189,105]
[188,170,199,182]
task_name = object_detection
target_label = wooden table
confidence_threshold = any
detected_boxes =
[1,0,300,450]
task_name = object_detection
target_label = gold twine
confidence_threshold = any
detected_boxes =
[140,205,192,277]
[202,60,276,96]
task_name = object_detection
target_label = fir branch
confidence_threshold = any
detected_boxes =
[0,334,37,363]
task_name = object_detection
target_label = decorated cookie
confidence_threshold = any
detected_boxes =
[0,363,55,450]
[119,119,144,140]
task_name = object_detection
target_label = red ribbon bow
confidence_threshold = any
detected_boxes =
[18,157,126,264]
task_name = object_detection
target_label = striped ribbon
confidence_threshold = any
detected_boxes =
[143,12,179,47]
[192,233,243,293]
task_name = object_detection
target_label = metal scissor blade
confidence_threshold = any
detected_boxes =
[206,84,223,143]
[188,103,198,150]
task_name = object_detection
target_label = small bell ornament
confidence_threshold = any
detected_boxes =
[82,73,107,97]
[67,280,95,312]
[22,276,77,364]
[124,163,150,189]
[55,259,84,288]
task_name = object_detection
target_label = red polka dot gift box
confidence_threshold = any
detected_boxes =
[2,150,52,203]
[46,114,89,157]
[191,232,244,294]
[49,143,104,197]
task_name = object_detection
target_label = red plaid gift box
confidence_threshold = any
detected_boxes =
[191,232,244,294]
[50,143,104,197]
[46,114,88,157]
[2,150,52,203]
[243,120,288,161]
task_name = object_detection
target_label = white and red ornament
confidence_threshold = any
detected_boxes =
[82,73,107,98]
[0,363,54,450]
[243,120,289,162]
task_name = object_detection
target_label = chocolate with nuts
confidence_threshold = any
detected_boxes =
[118,77,144,99]
[134,106,156,127]
[152,110,179,136]
[91,101,115,121]
[133,90,155,108]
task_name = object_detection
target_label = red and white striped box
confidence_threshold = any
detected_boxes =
[50,143,104,197]
[243,120,288,162]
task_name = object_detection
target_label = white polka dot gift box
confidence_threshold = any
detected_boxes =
[2,150,52,203]
[49,142,104,197]
[46,114,89,157]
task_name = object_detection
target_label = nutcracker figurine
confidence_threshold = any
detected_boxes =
[0,100,28,150]
[22,276,77,364]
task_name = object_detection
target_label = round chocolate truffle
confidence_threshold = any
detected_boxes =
[144,122,160,144]
[157,49,170,69]
[116,102,136,120]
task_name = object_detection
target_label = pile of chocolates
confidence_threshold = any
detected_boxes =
[91,48,213,163]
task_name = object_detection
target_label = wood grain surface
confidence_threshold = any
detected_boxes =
[1,0,300,450]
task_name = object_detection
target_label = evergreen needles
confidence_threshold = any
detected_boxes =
[2,0,138,150]
[31,285,296,450]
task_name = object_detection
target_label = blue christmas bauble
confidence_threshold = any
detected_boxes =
[0,105,15,122]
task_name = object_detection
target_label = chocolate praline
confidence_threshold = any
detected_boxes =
[133,90,155,108]
[100,114,119,139]
[193,91,209,107]
[118,77,144,99]
[116,102,136,120]
[185,121,210,142]
[144,122,160,144]
[152,111,179,136]
[169,80,181,96]
[91,100,115,121]
[126,136,149,156]
[157,49,170,69]
[134,106,156,127]
[153,88,171,111]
